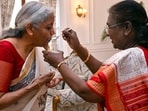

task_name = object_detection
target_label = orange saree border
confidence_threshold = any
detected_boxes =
[100,64,125,111]
[87,64,126,111]
[87,47,148,111]
[87,64,148,111]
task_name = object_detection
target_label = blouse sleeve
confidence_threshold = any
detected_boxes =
[0,46,14,92]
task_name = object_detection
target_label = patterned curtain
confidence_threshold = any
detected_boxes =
[39,0,56,28]
[39,0,56,8]
[1,0,15,29]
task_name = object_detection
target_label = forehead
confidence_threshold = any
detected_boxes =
[107,14,116,24]
[42,13,55,25]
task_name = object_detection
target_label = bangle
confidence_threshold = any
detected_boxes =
[83,48,91,63]
[57,61,66,70]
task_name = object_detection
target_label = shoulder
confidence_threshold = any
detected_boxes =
[0,40,17,62]
[104,47,144,64]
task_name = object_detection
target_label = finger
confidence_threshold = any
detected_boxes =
[46,82,55,88]
[54,78,63,84]
[48,72,55,78]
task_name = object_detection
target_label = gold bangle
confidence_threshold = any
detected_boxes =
[57,61,66,70]
[83,48,91,63]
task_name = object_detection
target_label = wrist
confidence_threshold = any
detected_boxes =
[57,61,67,70]
[27,80,41,90]
[74,44,83,53]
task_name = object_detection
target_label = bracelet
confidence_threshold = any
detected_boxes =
[57,61,66,70]
[83,48,91,63]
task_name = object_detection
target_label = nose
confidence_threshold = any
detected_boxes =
[51,28,55,35]
[103,28,109,37]
[50,28,56,39]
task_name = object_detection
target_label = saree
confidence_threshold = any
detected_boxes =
[1,47,49,111]
[87,47,148,111]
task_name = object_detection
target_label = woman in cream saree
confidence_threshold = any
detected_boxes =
[0,1,58,110]
[1,47,54,111]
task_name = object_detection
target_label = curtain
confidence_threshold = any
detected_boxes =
[39,0,56,8]
[39,0,56,28]
[1,0,15,29]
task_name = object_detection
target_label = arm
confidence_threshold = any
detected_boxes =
[43,51,102,102]
[0,61,55,109]
[62,28,102,73]
[57,64,103,103]
[43,51,103,103]
[74,45,102,73]
[58,54,99,105]
[0,82,39,109]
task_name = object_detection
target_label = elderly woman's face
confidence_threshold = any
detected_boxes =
[33,13,55,48]
[106,14,127,49]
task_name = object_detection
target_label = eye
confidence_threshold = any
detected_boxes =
[46,27,52,30]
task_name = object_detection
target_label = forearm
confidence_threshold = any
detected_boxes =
[0,81,39,109]
[75,45,102,73]
[58,64,103,103]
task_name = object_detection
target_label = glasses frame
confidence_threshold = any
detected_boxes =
[106,22,124,29]
[105,22,124,34]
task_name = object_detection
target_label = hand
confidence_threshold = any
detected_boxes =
[62,28,81,51]
[46,77,63,88]
[32,71,55,87]
[42,50,65,68]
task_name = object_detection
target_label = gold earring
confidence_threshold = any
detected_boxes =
[30,33,33,36]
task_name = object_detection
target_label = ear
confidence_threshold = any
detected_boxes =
[123,21,133,36]
[26,23,34,36]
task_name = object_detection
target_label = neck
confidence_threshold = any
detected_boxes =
[125,41,138,49]
[6,38,34,60]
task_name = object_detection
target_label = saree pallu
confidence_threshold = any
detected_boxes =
[87,47,148,111]
[1,47,49,111]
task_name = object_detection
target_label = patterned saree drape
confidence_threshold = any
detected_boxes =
[1,0,15,29]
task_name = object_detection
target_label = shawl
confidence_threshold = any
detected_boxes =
[87,47,148,111]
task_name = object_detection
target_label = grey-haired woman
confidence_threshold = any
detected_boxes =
[0,1,61,111]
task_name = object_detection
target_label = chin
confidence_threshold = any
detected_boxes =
[113,45,120,50]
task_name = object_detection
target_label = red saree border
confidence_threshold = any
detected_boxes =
[118,73,148,111]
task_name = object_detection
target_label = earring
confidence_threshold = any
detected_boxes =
[30,33,33,36]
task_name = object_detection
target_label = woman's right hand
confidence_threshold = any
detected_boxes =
[32,72,56,88]
[62,28,82,51]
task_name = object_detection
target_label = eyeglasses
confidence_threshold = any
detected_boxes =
[105,22,124,34]
[106,22,124,29]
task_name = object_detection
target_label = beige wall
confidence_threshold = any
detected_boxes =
[59,0,148,61]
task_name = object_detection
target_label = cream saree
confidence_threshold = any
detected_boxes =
[87,47,148,111]
[1,47,49,111]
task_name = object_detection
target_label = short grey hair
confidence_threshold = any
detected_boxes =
[2,1,54,38]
